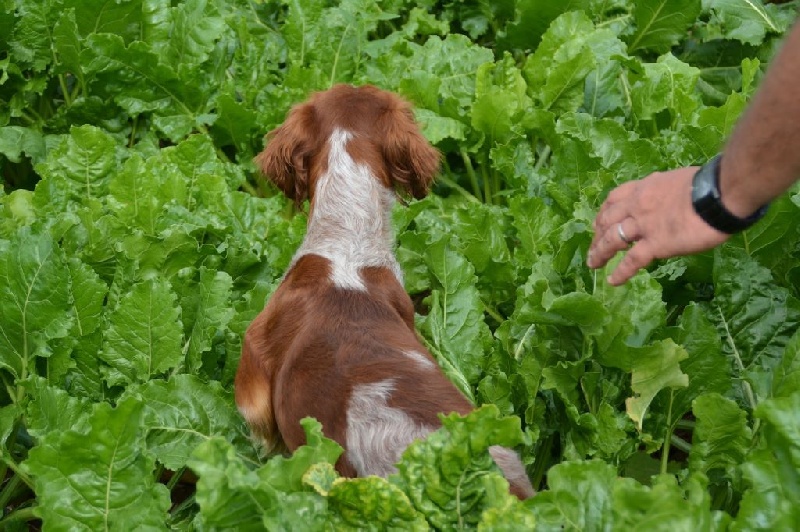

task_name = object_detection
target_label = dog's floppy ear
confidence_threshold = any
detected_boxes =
[380,104,440,200]
[254,103,317,204]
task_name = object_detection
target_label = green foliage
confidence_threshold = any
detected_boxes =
[1,0,799,529]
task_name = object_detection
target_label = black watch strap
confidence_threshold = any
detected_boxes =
[691,155,768,234]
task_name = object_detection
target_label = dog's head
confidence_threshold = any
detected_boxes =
[255,84,440,205]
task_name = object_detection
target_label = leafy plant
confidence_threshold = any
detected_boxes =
[1,0,799,529]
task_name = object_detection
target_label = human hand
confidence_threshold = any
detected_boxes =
[587,167,731,285]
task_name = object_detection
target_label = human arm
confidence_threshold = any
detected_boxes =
[588,21,800,285]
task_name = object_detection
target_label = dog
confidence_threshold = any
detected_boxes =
[234,84,534,499]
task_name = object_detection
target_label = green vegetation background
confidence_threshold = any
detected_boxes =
[1,0,799,529]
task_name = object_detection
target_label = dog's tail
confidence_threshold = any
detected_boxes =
[489,445,536,499]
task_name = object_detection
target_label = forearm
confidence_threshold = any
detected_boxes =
[720,21,800,217]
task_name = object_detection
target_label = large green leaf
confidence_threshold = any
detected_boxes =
[667,304,731,420]
[418,234,493,393]
[391,405,526,530]
[703,0,795,46]
[126,374,255,471]
[0,228,71,381]
[24,398,171,530]
[628,0,702,53]
[625,340,689,431]
[35,125,120,208]
[99,278,183,386]
[706,248,800,403]
[84,34,211,141]
[734,392,800,530]
[689,393,751,478]
[190,417,342,530]
[182,267,234,373]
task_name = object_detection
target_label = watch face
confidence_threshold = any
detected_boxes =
[691,163,718,206]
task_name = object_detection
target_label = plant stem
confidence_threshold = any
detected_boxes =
[670,433,692,454]
[0,474,24,509]
[241,179,259,197]
[460,149,482,202]
[169,493,196,520]
[0,455,33,490]
[483,302,504,325]
[533,145,551,173]
[0,505,37,526]
[716,306,760,434]
[58,74,72,107]
[530,432,553,490]
[166,467,186,491]
[437,175,481,203]
[660,390,675,475]
[481,161,492,205]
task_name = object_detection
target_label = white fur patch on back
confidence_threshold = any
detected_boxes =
[293,128,402,290]
[403,350,436,370]
[346,379,432,477]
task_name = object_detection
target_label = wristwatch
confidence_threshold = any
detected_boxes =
[691,155,768,234]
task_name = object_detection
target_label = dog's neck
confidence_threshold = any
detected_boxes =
[292,128,402,290]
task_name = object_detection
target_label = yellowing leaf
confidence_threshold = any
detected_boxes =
[625,340,689,430]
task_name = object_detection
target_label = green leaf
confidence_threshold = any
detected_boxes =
[100,278,183,387]
[501,0,591,51]
[35,125,120,207]
[25,375,92,441]
[190,438,280,531]
[390,35,494,124]
[84,34,211,141]
[163,0,226,74]
[628,0,702,53]
[126,374,254,471]
[24,398,171,531]
[66,257,107,338]
[625,340,689,431]
[326,476,428,531]
[529,460,616,530]
[391,405,526,530]
[472,53,531,144]
[593,269,667,369]
[52,9,84,85]
[772,329,800,399]
[523,12,598,113]
[0,228,71,381]
[8,0,58,71]
[611,474,719,530]
[629,53,701,123]
[668,303,732,420]
[418,234,492,391]
[0,126,46,164]
[183,267,234,373]
[735,392,800,530]
[190,418,342,530]
[72,0,142,41]
[703,0,794,46]
[706,248,800,403]
[689,393,751,480]
[478,496,537,531]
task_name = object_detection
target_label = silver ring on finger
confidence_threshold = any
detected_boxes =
[617,222,633,245]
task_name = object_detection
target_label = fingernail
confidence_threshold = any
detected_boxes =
[586,251,594,268]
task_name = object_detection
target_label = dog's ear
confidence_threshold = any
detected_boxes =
[254,103,317,204]
[380,105,440,200]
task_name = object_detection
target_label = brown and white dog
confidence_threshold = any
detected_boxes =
[234,84,534,499]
